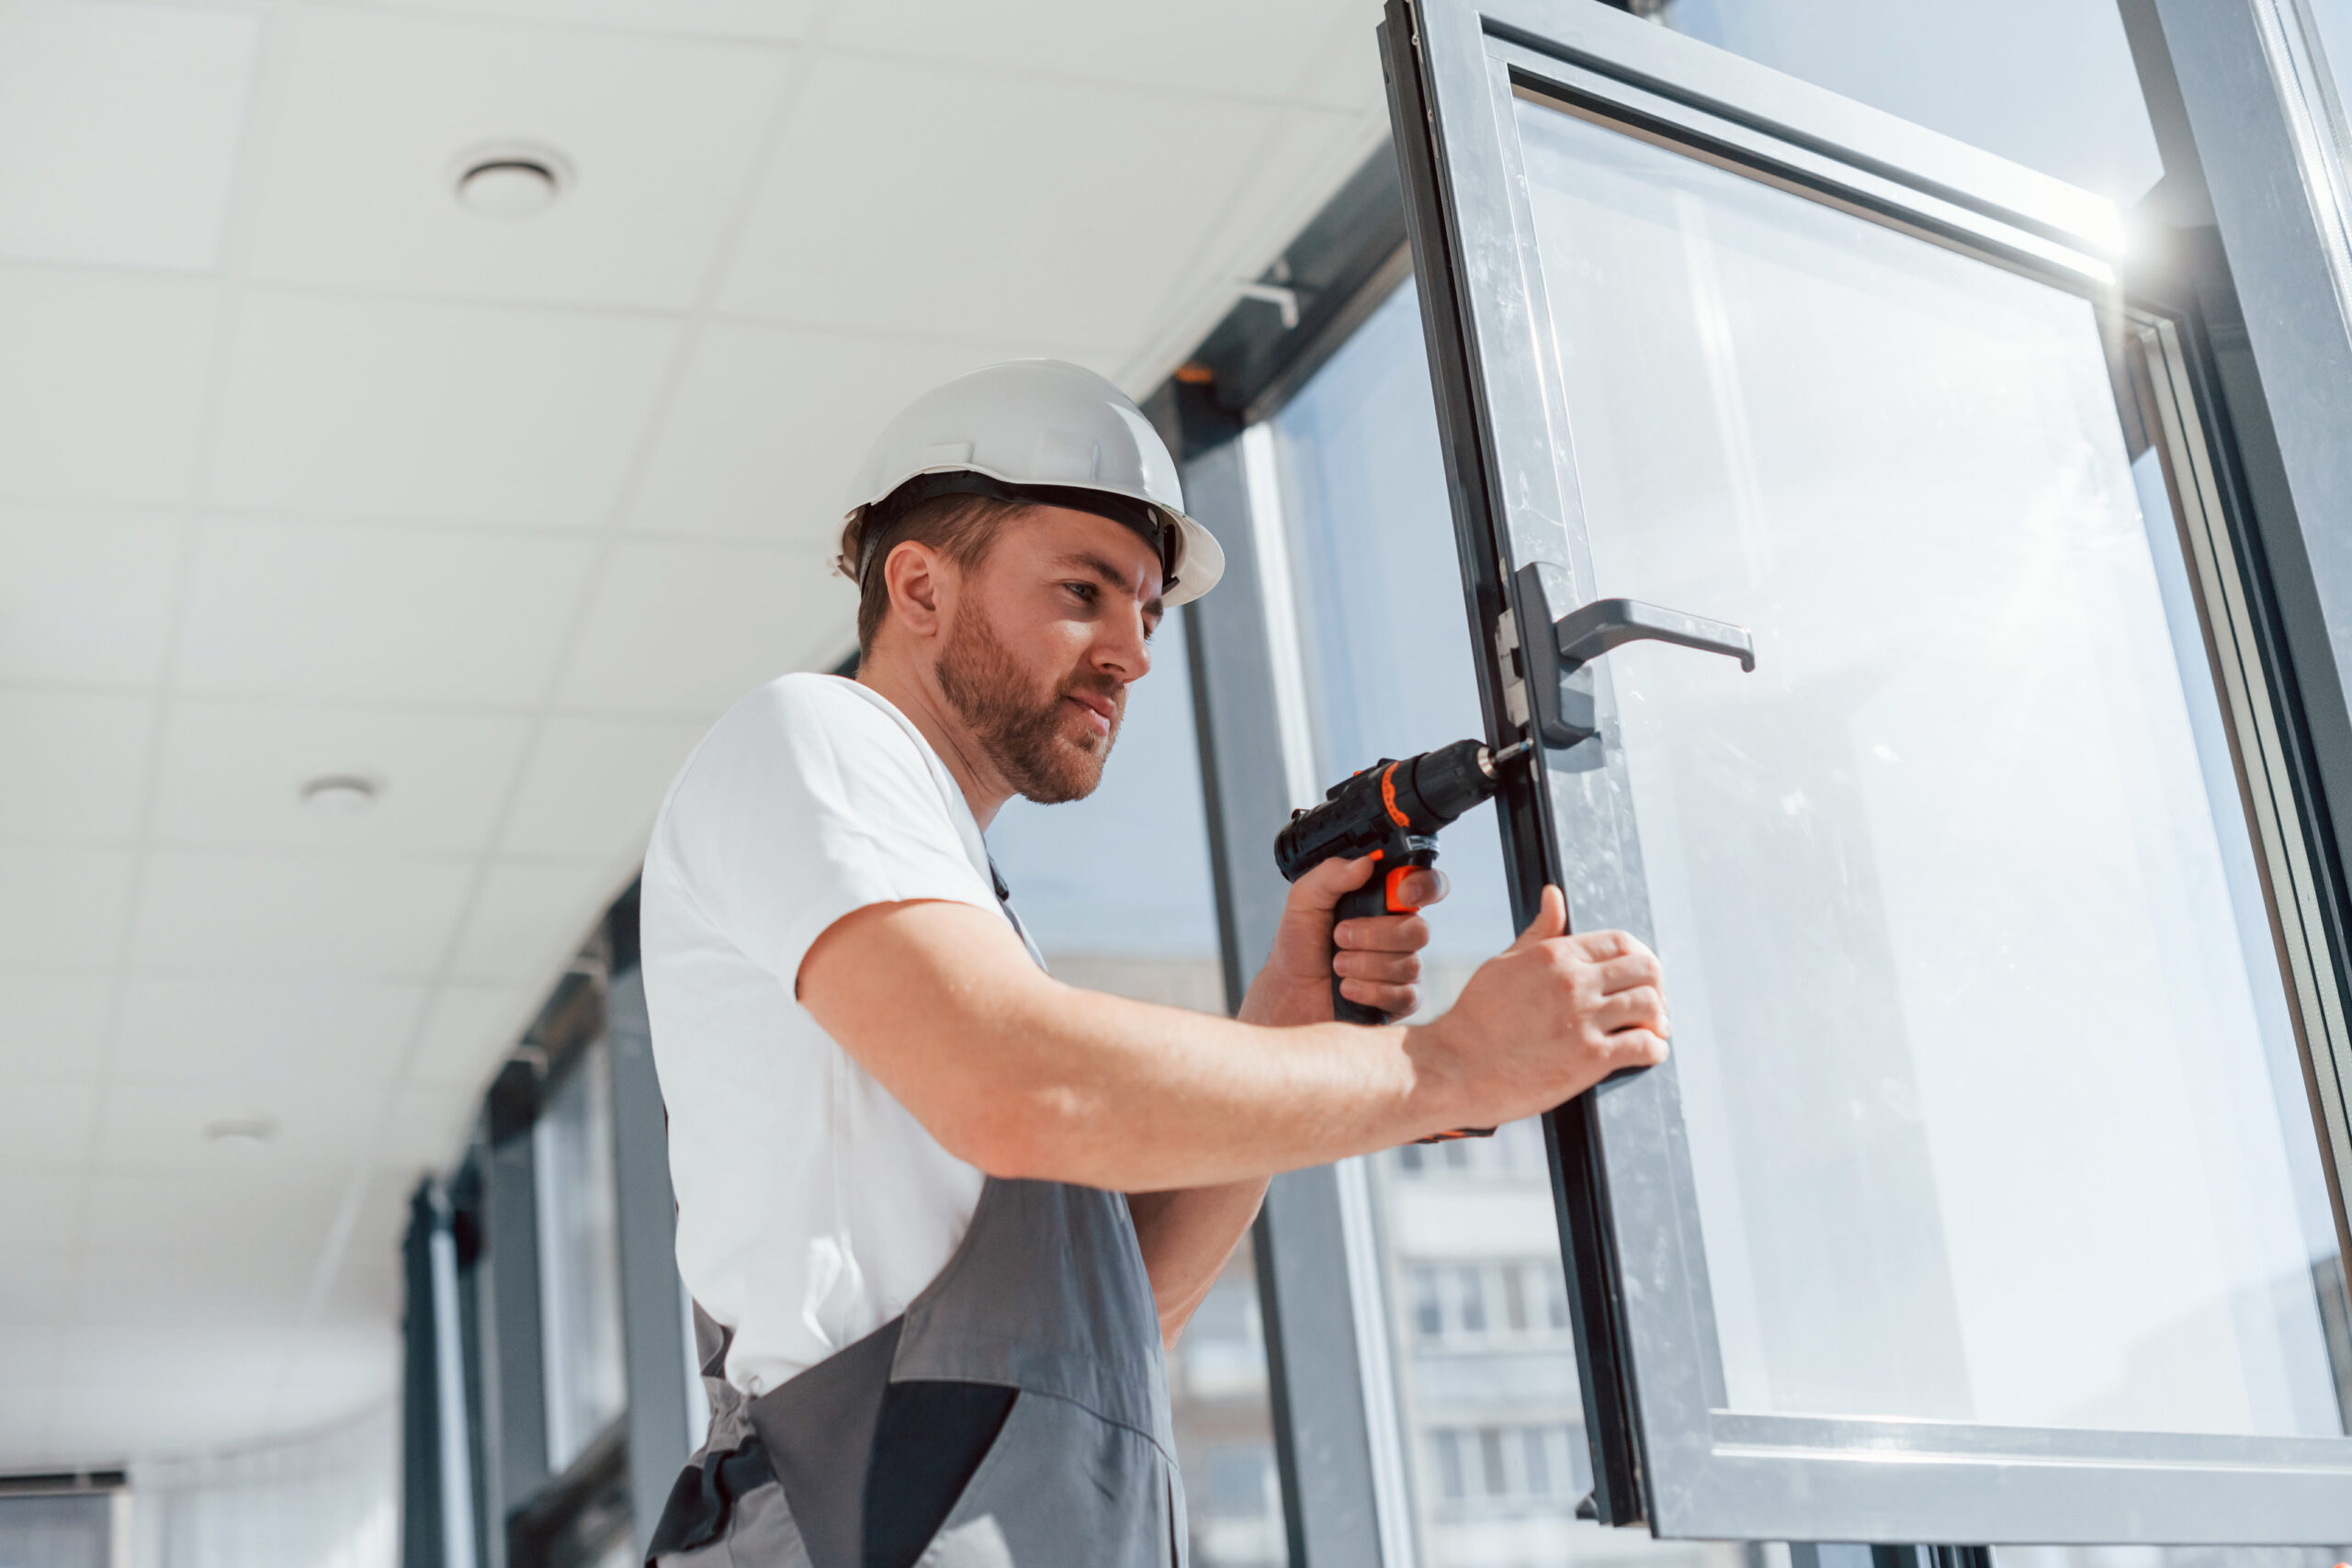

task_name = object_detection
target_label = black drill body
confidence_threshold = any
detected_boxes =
[1274,738,1522,1027]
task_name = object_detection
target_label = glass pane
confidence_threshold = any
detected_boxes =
[987,610,1283,1568]
[1272,278,1739,1568]
[0,1495,110,1568]
[1518,95,2346,1437]
[536,1037,629,1472]
[1649,0,2163,204]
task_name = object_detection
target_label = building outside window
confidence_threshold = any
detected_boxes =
[986,607,1286,1568]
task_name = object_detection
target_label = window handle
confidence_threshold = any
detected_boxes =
[1512,563,1755,750]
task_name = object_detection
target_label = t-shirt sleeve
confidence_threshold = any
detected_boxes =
[659,679,999,989]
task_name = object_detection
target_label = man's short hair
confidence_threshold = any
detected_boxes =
[840,491,1026,655]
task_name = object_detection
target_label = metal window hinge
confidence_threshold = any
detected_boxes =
[1495,607,1531,729]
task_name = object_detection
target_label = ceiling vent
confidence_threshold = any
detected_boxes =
[203,1117,278,1147]
[452,141,571,218]
[300,773,382,814]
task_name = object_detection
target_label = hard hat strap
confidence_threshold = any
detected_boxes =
[854,470,1181,597]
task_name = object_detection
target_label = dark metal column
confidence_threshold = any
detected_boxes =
[401,1184,446,1568]
[481,1059,549,1545]
[1181,422,1400,1568]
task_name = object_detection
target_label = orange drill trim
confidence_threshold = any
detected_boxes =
[1385,863,1423,914]
[1380,761,1409,828]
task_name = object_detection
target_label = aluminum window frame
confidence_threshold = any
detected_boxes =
[1381,0,2352,1542]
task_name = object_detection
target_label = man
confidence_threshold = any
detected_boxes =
[639,361,1669,1568]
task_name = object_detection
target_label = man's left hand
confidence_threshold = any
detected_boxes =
[1238,853,1448,1028]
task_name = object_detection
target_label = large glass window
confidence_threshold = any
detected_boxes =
[1376,0,2352,1534]
[1270,276,1739,1568]
[1519,90,2344,1439]
[986,608,1284,1568]
[534,1039,629,1475]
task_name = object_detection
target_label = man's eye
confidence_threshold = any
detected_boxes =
[1065,581,1098,603]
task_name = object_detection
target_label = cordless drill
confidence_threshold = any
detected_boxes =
[1275,735,1531,1017]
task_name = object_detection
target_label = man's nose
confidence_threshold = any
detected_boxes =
[1095,604,1153,681]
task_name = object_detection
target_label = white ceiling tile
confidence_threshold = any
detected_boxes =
[113,976,430,1085]
[84,1168,342,1259]
[0,1315,62,1381]
[119,1257,327,1334]
[719,55,1283,344]
[379,1083,480,1175]
[130,850,476,978]
[153,701,534,853]
[0,267,218,504]
[314,1260,401,1343]
[176,518,600,705]
[0,1082,96,1172]
[0,1410,62,1472]
[96,1077,382,1176]
[353,0,814,40]
[1295,6,1390,114]
[0,1250,74,1326]
[407,980,537,1090]
[558,540,853,716]
[0,845,133,972]
[0,976,111,1082]
[71,1249,312,1329]
[830,0,1356,101]
[210,293,678,526]
[266,1328,397,1430]
[498,715,709,861]
[0,690,153,841]
[0,1174,81,1253]
[448,861,620,982]
[51,1331,292,1452]
[49,1391,276,1466]
[251,11,788,310]
[0,506,186,687]
[633,324,1042,543]
[0,2,257,270]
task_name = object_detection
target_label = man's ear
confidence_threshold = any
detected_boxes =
[883,540,949,641]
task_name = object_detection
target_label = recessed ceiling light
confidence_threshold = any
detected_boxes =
[300,773,381,815]
[204,1116,277,1147]
[452,141,571,219]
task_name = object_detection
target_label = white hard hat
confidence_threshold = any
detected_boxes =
[842,359,1225,606]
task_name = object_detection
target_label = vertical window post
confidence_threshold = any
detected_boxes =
[1177,408,1414,1568]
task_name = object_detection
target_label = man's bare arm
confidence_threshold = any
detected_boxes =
[797,884,1668,1193]
[1126,1182,1266,1346]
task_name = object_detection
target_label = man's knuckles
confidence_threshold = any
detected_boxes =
[1334,913,1432,951]
[1334,949,1421,983]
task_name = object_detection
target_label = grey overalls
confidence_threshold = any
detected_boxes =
[646,869,1187,1568]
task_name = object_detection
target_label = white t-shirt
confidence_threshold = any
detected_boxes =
[640,672,1037,1396]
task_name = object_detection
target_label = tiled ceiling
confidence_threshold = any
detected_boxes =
[0,0,1391,1466]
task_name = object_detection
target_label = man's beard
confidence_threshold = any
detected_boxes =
[935,604,1123,804]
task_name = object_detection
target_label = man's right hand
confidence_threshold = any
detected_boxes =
[1408,885,1669,1134]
